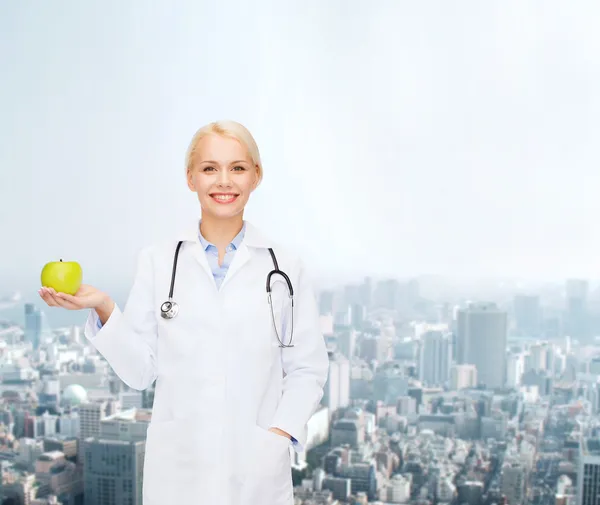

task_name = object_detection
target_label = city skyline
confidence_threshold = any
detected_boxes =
[2,231,600,504]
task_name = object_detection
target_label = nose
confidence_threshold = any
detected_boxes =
[216,169,233,187]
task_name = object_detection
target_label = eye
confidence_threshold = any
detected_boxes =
[232,165,246,171]
[202,166,216,172]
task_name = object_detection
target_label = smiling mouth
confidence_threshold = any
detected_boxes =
[210,193,239,204]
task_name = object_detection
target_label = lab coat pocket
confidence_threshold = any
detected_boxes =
[143,419,205,503]
[143,420,178,503]
[249,425,291,476]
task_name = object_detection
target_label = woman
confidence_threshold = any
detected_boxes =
[39,120,330,505]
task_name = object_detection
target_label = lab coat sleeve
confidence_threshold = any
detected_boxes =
[269,259,329,452]
[83,246,158,391]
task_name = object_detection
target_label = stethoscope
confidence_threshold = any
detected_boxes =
[160,241,295,348]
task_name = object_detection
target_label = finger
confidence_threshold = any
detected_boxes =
[39,289,59,307]
[51,293,82,310]
[43,288,64,307]
[55,292,85,308]
[55,298,81,310]
[42,288,71,307]
[45,287,75,304]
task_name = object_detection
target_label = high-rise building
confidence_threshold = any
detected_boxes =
[456,303,508,389]
[24,303,42,350]
[351,303,366,329]
[334,307,352,327]
[319,290,334,315]
[527,343,549,372]
[359,277,372,310]
[567,279,589,300]
[418,331,452,387]
[322,352,350,415]
[450,364,477,390]
[343,284,361,307]
[373,279,401,311]
[337,329,357,359]
[513,295,541,336]
[506,353,525,388]
[566,279,589,341]
[577,437,600,505]
[83,438,145,505]
[77,401,108,466]
[501,461,526,504]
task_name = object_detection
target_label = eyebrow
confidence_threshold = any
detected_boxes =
[198,160,250,165]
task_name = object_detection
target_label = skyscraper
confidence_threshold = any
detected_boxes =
[322,352,350,414]
[419,331,452,387]
[78,401,108,466]
[24,303,54,350]
[24,303,42,350]
[577,437,600,505]
[566,279,589,341]
[456,302,508,389]
[84,437,145,505]
[319,290,334,315]
[450,364,478,390]
[513,294,541,337]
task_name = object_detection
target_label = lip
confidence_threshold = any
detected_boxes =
[210,193,239,204]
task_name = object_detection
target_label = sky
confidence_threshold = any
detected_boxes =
[1,1,600,314]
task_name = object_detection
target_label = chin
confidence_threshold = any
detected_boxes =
[204,205,244,220]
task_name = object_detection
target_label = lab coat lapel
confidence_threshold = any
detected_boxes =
[220,243,251,291]
[173,219,215,283]
[189,241,214,283]
[219,220,274,291]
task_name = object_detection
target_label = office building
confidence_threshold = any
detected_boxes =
[456,303,508,389]
[419,331,452,387]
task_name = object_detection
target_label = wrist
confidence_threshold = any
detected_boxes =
[269,427,291,439]
[96,295,113,312]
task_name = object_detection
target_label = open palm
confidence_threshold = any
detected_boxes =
[39,284,106,311]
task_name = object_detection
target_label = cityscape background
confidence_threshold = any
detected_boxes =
[2,2,600,505]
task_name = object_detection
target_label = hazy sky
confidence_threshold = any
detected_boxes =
[2,1,600,302]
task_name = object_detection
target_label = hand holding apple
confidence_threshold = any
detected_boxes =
[41,259,82,295]
[39,259,110,312]
[39,284,110,312]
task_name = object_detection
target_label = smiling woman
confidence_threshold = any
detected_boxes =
[38,119,330,505]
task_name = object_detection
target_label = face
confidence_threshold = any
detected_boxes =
[186,134,260,221]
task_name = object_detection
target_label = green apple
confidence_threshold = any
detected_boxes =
[41,259,83,295]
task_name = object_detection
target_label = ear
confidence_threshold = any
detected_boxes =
[186,170,195,191]
[252,165,260,190]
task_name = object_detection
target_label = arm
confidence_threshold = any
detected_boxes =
[269,259,330,451]
[83,246,158,391]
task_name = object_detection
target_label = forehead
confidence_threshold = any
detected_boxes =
[194,134,250,162]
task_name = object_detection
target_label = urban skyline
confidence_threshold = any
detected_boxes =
[2,271,600,503]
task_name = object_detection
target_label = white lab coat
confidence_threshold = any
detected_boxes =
[82,219,329,505]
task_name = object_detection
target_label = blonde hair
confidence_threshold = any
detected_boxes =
[185,120,263,186]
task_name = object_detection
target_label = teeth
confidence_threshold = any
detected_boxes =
[213,195,236,201]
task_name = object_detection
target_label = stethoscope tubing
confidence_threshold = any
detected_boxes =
[160,242,295,347]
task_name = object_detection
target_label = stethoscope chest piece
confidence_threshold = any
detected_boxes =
[160,300,179,320]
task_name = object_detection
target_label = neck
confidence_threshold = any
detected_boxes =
[199,214,244,248]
